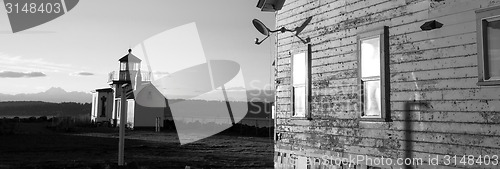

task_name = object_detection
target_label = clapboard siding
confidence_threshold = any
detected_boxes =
[274,0,500,168]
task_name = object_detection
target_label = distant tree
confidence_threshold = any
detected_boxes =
[0,101,92,117]
[37,116,48,122]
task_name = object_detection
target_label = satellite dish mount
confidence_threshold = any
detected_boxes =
[253,16,313,45]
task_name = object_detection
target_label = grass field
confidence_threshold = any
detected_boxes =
[0,122,274,169]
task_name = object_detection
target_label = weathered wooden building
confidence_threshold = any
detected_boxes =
[273,0,500,168]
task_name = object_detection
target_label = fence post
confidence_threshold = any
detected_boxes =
[155,117,160,132]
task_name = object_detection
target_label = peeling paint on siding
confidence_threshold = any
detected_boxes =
[274,0,500,168]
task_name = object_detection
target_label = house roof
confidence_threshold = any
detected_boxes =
[119,49,141,62]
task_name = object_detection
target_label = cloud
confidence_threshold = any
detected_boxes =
[153,71,170,75]
[72,71,94,76]
[0,52,72,72]
[69,71,94,76]
[0,71,46,78]
[78,72,94,76]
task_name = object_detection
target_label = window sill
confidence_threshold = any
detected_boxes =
[359,117,392,122]
[290,116,312,120]
[477,80,500,86]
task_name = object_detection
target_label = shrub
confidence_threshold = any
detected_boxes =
[47,115,93,132]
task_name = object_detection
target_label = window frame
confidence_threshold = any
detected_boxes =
[476,5,500,86]
[357,26,390,122]
[291,45,312,119]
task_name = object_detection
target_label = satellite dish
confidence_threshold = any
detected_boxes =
[295,17,312,36]
[252,19,270,36]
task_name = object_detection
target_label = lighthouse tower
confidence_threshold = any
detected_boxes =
[108,49,143,127]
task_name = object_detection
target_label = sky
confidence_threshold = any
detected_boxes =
[0,0,276,95]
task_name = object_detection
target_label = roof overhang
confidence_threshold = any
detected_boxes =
[94,88,113,93]
[256,0,286,12]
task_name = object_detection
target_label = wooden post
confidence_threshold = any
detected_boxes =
[155,117,160,132]
[118,84,127,166]
[255,119,258,136]
[268,117,271,138]
[221,85,235,125]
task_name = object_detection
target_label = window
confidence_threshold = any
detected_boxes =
[120,62,127,71]
[358,26,390,121]
[477,5,500,85]
[100,96,107,117]
[292,48,310,118]
[129,63,140,71]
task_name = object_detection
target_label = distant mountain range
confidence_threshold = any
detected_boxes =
[167,89,275,102]
[0,88,275,104]
[0,87,92,103]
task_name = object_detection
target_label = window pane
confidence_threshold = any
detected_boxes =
[361,36,381,78]
[294,86,306,117]
[120,62,127,70]
[363,80,381,117]
[486,19,500,80]
[293,53,306,85]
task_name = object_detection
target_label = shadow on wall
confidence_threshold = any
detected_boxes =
[403,101,429,169]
